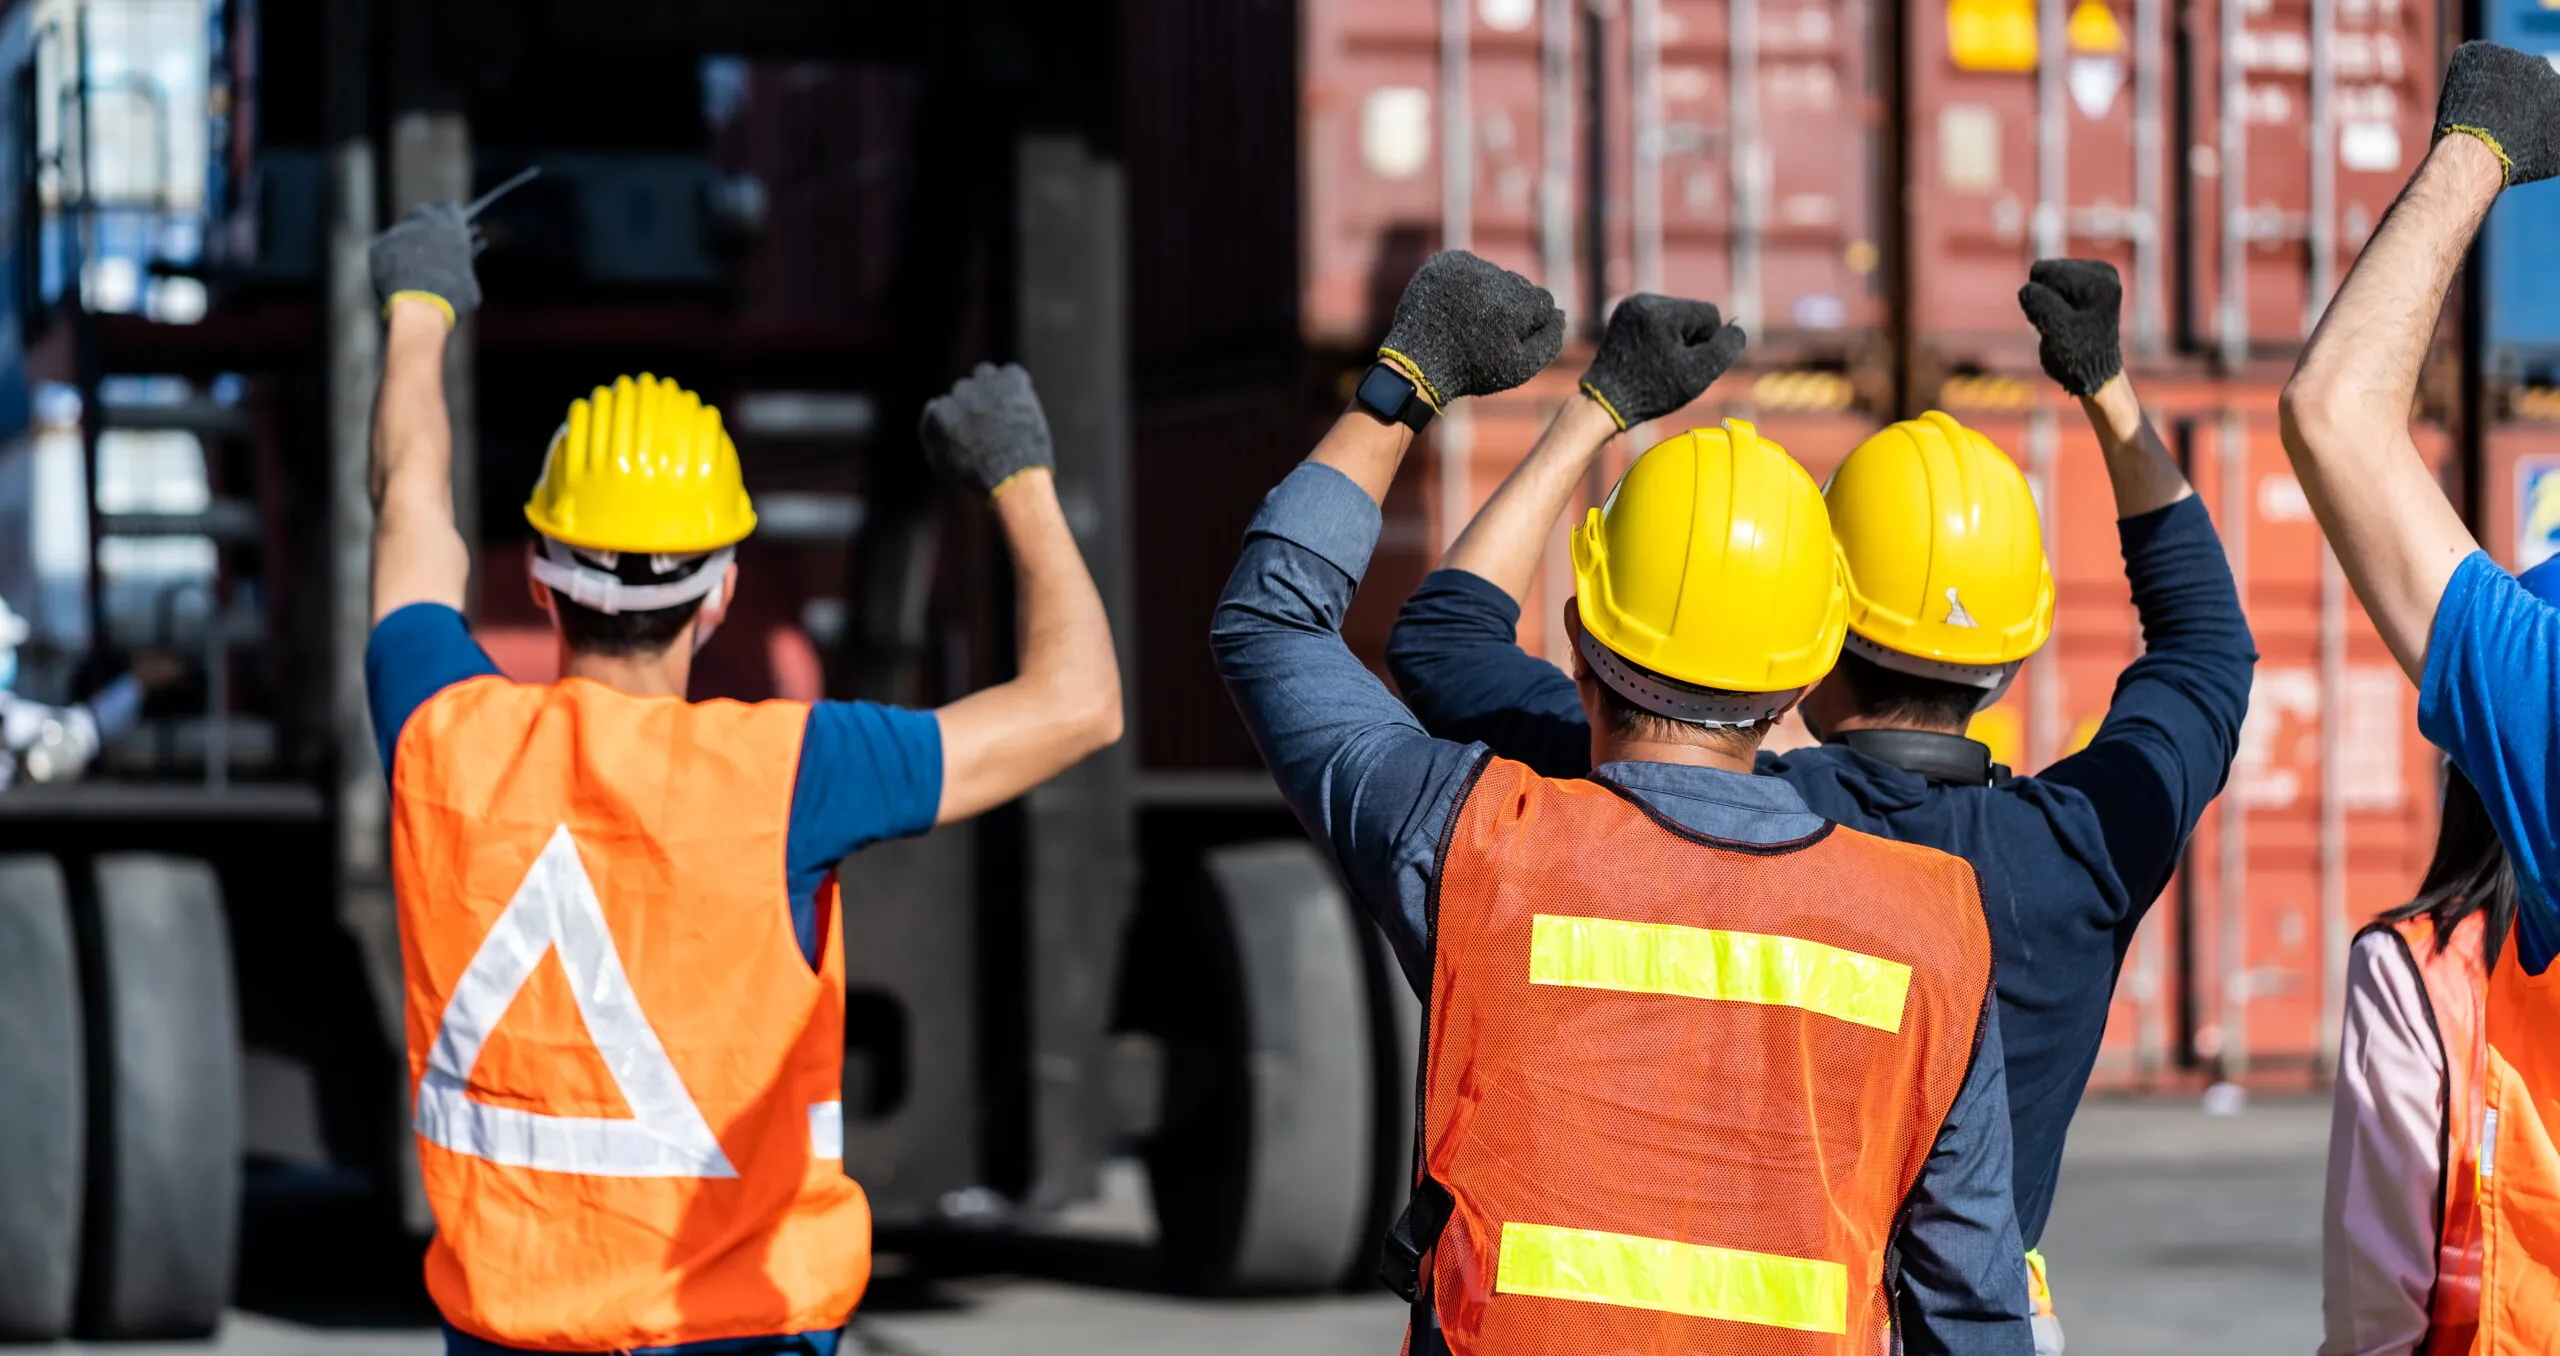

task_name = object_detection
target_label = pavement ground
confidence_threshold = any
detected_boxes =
[26,1095,2331,1355]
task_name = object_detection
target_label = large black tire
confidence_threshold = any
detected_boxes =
[76,854,240,1339]
[1345,912,1423,1292]
[0,856,81,1339]
[1148,841,1374,1293]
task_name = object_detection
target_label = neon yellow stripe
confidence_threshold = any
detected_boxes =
[1528,914,1911,1032]
[1495,1221,1849,1335]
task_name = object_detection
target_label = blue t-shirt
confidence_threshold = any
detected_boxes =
[365,602,942,969]
[2418,552,2560,975]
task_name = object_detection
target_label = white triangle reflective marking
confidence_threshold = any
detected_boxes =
[414,826,738,1178]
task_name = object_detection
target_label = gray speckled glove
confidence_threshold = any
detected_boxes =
[2436,41,2560,186]
[369,202,483,322]
[2016,258,2124,397]
[921,362,1055,497]
[1378,251,1566,407]
[1578,294,1747,429]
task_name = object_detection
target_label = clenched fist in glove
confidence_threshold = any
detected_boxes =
[1579,295,1748,430]
[370,202,484,325]
[2017,259,2124,398]
[921,362,1055,498]
[1378,251,1567,408]
[2436,41,2560,187]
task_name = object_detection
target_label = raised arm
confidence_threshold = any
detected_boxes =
[1384,296,1745,776]
[368,204,484,623]
[2017,258,2191,516]
[2021,259,2252,908]
[2279,45,2554,680]
[918,364,1124,825]
[1215,251,1563,983]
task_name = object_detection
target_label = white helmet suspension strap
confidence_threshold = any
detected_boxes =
[1841,632,2023,714]
[530,539,734,617]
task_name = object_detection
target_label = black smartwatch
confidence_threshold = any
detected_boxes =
[1354,360,1436,432]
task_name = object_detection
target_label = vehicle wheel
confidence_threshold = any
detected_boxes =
[0,856,81,1339]
[1146,841,1373,1293]
[76,854,240,1339]
[1345,915,1422,1292]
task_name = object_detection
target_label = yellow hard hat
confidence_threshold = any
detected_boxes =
[523,373,757,554]
[1826,410,2053,676]
[1570,419,1849,724]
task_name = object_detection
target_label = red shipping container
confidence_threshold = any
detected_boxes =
[2181,0,2442,363]
[1905,0,2176,377]
[1300,0,1884,354]
[1955,381,2442,1084]
[2480,418,2560,576]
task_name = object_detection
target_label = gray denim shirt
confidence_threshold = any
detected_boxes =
[1210,461,2033,1355]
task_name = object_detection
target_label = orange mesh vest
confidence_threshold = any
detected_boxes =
[2477,921,2560,1354]
[392,676,870,1351]
[2380,914,2488,1354]
[1420,759,1994,1354]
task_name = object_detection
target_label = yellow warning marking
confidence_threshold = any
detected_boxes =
[1948,0,2038,73]
[2068,0,2127,55]
[1528,915,1912,1033]
[1496,1221,1850,1335]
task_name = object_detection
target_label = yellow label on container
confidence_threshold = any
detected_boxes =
[1948,0,2038,72]
[2068,0,2127,54]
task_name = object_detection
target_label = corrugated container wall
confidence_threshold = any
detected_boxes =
[2180,0,2439,365]
[1908,0,2440,380]
[1302,0,1883,358]
[1907,0,2173,379]
[2481,0,2560,382]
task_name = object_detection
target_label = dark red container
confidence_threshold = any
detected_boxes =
[2180,0,2443,363]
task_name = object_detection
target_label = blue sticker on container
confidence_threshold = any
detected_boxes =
[2519,455,2560,571]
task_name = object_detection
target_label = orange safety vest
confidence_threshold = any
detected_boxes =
[392,676,871,1351]
[2385,910,2560,1356]
[1417,758,1994,1353]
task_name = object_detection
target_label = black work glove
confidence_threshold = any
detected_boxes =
[2436,41,2560,187]
[2016,259,2123,397]
[1378,251,1566,408]
[369,202,484,323]
[1577,294,1747,430]
[920,362,1055,497]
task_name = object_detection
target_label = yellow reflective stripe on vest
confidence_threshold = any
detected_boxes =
[1495,1221,1849,1335]
[1527,914,1913,1032]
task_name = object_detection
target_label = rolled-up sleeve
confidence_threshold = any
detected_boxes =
[2420,552,2560,973]
[1210,463,1486,991]
[1385,568,1593,779]
[1895,985,2036,1356]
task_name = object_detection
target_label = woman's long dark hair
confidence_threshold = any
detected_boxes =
[2378,769,2519,972]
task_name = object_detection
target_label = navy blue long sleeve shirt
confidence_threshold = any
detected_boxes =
[1384,493,2255,1248]
[1213,461,2032,1354]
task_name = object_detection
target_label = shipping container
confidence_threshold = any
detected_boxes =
[2480,3,2560,380]
[1299,0,1884,360]
[2180,0,2441,366]
[2480,415,2560,573]
[1905,0,2173,378]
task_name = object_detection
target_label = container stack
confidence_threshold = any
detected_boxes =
[1278,0,2457,1085]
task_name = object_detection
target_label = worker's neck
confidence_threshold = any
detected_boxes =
[1590,732,1760,776]
[560,643,694,700]
[1818,711,1970,739]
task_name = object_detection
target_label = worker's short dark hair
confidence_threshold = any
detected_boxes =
[1590,669,1773,757]
[1833,649,1983,732]
[548,550,716,658]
